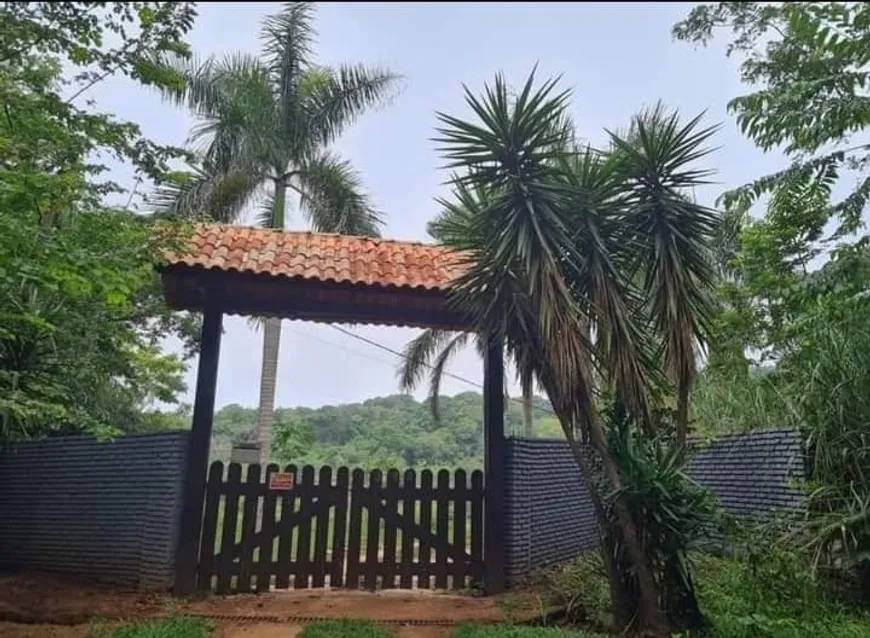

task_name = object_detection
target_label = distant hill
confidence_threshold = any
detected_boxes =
[206,392,564,470]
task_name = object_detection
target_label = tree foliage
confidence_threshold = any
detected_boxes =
[148,1,402,466]
[675,1,870,598]
[205,392,550,471]
[427,70,720,635]
[0,2,200,441]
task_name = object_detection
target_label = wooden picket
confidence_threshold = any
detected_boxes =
[197,462,484,593]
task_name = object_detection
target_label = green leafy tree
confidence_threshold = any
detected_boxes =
[214,392,537,471]
[674,2,870,259]
[0,2,200,440]
[428,71,719,634]
[151,2,401,465]
[675,1,870,597]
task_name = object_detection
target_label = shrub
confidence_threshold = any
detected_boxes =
[605,414,723,631]
[693,551,870,638]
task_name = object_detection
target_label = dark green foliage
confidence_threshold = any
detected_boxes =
[0,210,192,440]
[299,620,393,638]
[208,392,551,469]
[93,617,213,638]
[604,414,723,631]
[675,2,870,598]
[693,551,870,638]
[0,2,200,442]
[536,550,870,638]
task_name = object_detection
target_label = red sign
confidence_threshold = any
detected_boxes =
[269,472,295,491]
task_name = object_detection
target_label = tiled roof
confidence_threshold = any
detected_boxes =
[164,225,466,291]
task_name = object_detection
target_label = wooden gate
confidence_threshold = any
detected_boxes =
[197,462,484,593]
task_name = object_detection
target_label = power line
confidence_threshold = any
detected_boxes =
[327,325,483,390]
[325,324,558,418]
[286,327,399,369]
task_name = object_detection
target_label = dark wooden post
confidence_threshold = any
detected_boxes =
[173,304,223,596]
[483,335,506,594]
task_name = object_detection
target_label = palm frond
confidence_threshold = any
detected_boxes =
[434,70,600,436]
[610,104,721,443]
[427,333,471,422]
[304,63,403,147]
[148,162,264,223]
[146,51,222,116]
[261,1,315,148]
[558,147,662,426]
[255,191,277,228]
[398,329,460,393]
[296,152,383,236]
[186,53,279,172]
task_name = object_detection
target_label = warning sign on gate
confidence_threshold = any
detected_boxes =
[269,472,295,491]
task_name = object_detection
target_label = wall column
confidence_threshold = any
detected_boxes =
[173,304,223,596]
[483,335,506,594]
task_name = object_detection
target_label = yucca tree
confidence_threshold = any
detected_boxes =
[610,104,718,445]
[151,2,401,464]
[430,70,718,634]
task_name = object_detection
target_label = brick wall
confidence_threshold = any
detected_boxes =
[503,428,805,586]
[503,438,599,586]
[687,428,805,516]
[0,431,189,590]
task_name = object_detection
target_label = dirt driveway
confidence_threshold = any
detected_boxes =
[0,621,450,638]
[0,572,545,637]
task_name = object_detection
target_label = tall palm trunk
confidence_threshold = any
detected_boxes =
[255,178,287,466]
[256,316,282,465]
[521,383,535,438]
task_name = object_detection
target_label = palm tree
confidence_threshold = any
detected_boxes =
[398,327,537,437]
[430,71,718,634]
[151,2,401,464]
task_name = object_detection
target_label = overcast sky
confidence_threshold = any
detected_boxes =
[91,2,786,410]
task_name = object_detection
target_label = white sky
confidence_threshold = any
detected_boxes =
[89,2,788,410]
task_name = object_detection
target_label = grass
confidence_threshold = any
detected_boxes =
[691,552,870,638]
[299,620,393,637]
[452,627,606,637]
[298,622,606,637]
[530,549,870,638]
[91,618,213,638]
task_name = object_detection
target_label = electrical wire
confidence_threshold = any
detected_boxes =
[324,324,559,418]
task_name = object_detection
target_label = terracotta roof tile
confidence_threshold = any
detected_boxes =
[165,225,466,291]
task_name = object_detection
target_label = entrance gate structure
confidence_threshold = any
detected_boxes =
[159,226,506,596]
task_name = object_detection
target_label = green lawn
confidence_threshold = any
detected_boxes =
[451,627,605,638]
[92,618,213,638]
[298,622,602,637]
[88,618,602,638]
[299,620,393,637]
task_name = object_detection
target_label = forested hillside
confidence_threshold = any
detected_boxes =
[204,392,564,470]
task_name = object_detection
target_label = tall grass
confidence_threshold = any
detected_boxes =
[693,301,870,598]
